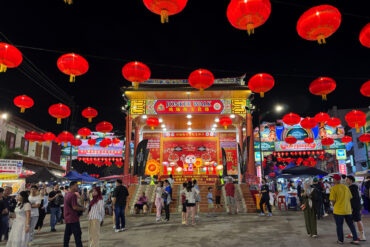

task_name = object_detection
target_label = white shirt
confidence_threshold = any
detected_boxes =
[88,200,105,222]
[185,188,199,204]
[168,178,174,186]
[155,187,163,199]
[28,195,41,217]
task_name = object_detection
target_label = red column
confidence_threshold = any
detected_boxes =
[124,114,132,176]
[131,123,140,176]
[247,113,256,176]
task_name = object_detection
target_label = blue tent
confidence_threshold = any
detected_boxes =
[283,162,297,170]
[64,171,98,182]
[81,172,99,182]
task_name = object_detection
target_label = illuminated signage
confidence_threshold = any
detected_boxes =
[154,100,223,114]
[275,140,322,151]
[163,132,216,137]
[336,149,347,160]
[255,152,262,162]
[338,160,347,175]
[254,142,275,151]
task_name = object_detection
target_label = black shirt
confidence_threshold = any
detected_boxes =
[48,190,61,208]
[349,184,361,211]
[0,199,5,215]
[113,185,129,207]
[261,185,269,198]
[3,196,16,214]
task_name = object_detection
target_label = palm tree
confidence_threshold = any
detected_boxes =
[0,140,24,159]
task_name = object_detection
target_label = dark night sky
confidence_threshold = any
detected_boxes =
[0,0,369,134]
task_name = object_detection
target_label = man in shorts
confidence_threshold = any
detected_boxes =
[225,179,235,214]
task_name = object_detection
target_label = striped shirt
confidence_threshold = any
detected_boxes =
[88,200,105,222]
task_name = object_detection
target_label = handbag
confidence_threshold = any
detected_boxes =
[161,192,168,199]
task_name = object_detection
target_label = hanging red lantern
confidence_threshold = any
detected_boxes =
[143,0,188,23]
[13,95,34,113]
[285,136,297,145]
[297,5,341,44]
[96,121,113,134]
[345,110,366,132]
[359,133,370,144]
[314,112,330,127]
[326,117,341,128]
[146,117,159,130]
[77,128,91,139]
[112,138,120,145]
[122,61,151,89]
[88,139,96,147]
[99,141,108,148]
[307,151,311,155]
[309,77,336,100]
[54,137,61,145]
[360,80,370,97]
[25,131,41,144]
[341,136,352,144]
[42,132,56,144]
[82,107,98,123]
[321,137,334,147]
[283,113,301,126]
[57,53,89,82]
[71,138,82,147]
[102,138,112,147]
[304,137,314,144]
[300,117,318,129]
[303,151,307,155]
[188,69,214,92]
[0,43,23,72]
[359,23,370,48]
[57,131,74,147]
[248,73,274,98]
[227,0,271,35]
[49,103,71,124]
[220,117,232,129]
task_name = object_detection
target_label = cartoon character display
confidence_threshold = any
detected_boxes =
[183,154,196,173]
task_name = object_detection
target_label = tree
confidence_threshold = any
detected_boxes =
[0,140,24,159]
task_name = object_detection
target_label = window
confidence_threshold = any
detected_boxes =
[35,143,42,158]
[5,131,16,149]
[20,137,29,154]
[42,146,49,160]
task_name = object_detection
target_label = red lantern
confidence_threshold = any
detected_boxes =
[112,138,120,145]
[54,137,61,145]
[300,117,318,129]
[360,80,370,97]
[248,73,274,98]
[96,121,113,134]
[88,139,96,147]
[77,128,91,139]
[43,132,56,144]
[13,95,34,113]
[57,131,74,147]
[285,136,297,145]
[143,0,188,23]
[57,53,89,82]
[283,113,301,126]
[345,110,366,132]
[309,77,336,100]
[188,69,214,92]
[268,172,276,178]
[359,23,370,48]
[227,0,271,35]
[71,138,82,147]
[326,117,341,128]
[82,107,98,123]
[102,138,112,147]
[304,137,314,144]
[321,137,334,147]
[99,141,108,148]
[297,5,341,44]
[0,43,22,72]
[303,152,307,155]
[220,117,232,130]
[147,117,159,130]
[359,133,370,144]
[25,131,40,144]
[122,61,151,89]
[341,136,352,144]
[314,112,330,127]
[49,103,71,124]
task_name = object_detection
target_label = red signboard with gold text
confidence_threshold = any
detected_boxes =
[154,100,223,114]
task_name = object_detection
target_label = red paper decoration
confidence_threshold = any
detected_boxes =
[96,121,113,134]
[359,23,370,48]
[359,133,370,144]
[309,77,336,100]
[57,131,74,147]
[143,0,188,23]
[43,132,56,144]
[13,95,34,113]
[304,137,314,144]
[78,128,91,139]
[71,138,82,147]
[360,80,370,97]
[283,113,301,126]
[25,131,41,143]
[300,117,318,129]
[188,69,214,92]
[0,43,23,72]
[82,107,98,123]
[285,136,297,145]
[147,117,159,130]
[341,136,352,144]
[345,110,366,132]
[321,137,334,147]
[326,117,341,128]
[297,5,341,44]
[88,139,96,147]
[54,137,61,145]
[248,73,274,98]
[112,138,120,145]
[314,112,330,127]
[57,53,89,82]
[220,117,232,129]
[226,0,271,35]
[122,61,151,89]
[49,103,71,124]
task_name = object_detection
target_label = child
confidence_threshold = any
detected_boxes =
[181,183,187,225]
[207,187,216,217]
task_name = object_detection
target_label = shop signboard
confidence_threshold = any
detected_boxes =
[254,142,275,152]
[323,139,346,150]
[275,140,322,151]
[154,100,223,114]
[336,149,347,160]
[338,160,347,175]
[0,159,23,175]
[255,152,262,162]
[163,132,216,138]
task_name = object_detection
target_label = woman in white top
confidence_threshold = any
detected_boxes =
[6,191,31,247]
[185,181,199,226]
[88,187,105,247]
[155,181,164,222]
[28,185,41,243]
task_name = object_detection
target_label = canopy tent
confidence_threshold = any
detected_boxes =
[99,175,123,181]
[282,166,328,176]
[64,171,98,182]
[81,172,99,182]
[26,167,66,184]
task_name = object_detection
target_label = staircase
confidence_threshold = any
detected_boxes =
[239,184,257,213]
[125,184,138,215]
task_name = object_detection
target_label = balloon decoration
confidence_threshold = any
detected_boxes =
[43,132,56,144]
[345,110,366,132]
[96,121,113,134]
[0,43,23,72]
[300,117,317,129]
[57,53,88,82]
[226,0,272,35]
[283,113,301,126]
[57,131,74,147]
[88,139,96,147]
[82,107,98,123]
[220,116,232,129]
[326,117,341,128]
[122,61,151,89]
[247,73,275,98]
[341,136,352,144]
[71,138,82,147]
[321,137,334,147]
[360,80,370,97]
[13,95,34,113]
[48,103,71,124]
[297,5,341,44]
[359,133,370,144]
[314,112,330,127]
[145,159,160,185]
[304,137,314,144]
[77,128,91,139]
[147,117,159,130]
[309,77,336,100]
[285,136,297,145]
[359,23,370,48]
[143,0,188,23]
[188,69,214,92]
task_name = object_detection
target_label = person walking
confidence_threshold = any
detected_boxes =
[81,188,90,209]
[163,180,172,222]
[185,181,199,226]
[215,176,223,209]
[225,178,236,214]
[88,186,105,247]
[112,179,129,232]
[6,191,31,247]
[180,182,187,224]
[301,181,318,238]
[2,186,16,241]
[330,174,359,245]
[207,187,216,217]
[48,185,63,232]
[28,185,41,243]
[35,187,47,233]
[311,178,323,220]
[364,176,370,213]
[193,180,200,218]
[155,181,164,223]
[63,181,85,247]
[323,180,331,215]
[259,178,272,216]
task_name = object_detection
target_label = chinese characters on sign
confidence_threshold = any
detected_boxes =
[163,132,216,138]
[154,100,223,114]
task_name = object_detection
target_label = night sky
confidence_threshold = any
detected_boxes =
[1,0,369,135]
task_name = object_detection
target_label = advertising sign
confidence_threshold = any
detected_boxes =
[336,149,347,160]
[77,138,124,157]
[163,132,216,138]
[154,100,223,114]
[254,142,275,151]
[338,160,347,175]
[0,159,23,175]
[255,152,262,162]
[275,140,322,151]
[323,139,346,150]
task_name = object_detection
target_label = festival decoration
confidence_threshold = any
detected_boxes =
[283,113,301,126]
[188,69,214,92]
[0,43,23,72]
[360,80,370,97]
[77,128,91,139]
[25,131,41,144]
[96,121,113,134]
[304,137,314,144]
[57,53,89,82]
[99,140,108,149]
[42,132,56,144]
[57,131,74,147]
[285,136,297,145]
[102,138,112,147]
[112,138,120,145]
[309,77,336,100]
[143,0,188,23]
[359,23,370,48]
[146,117,159,130]
[82,107,98,122]
[345,110,366,132]
[297,5,341,44]
[193,158,203,174]
[321,137,334,147]
[300,117,317,129]
[326,117,341,128]
[64,0,73,5]
[13,95,34,113]
[247,73,274,97]
[71,138,82,147]
[88,139,96,147]
[115,161,124,168]
[145,159,160,185]
[359,133,370,144]
[54,137,61,145]
[341,136,352,144]
[314,112,330,127]
[49,103,71,124]
[122,61,151,89]
[220,116,232,129]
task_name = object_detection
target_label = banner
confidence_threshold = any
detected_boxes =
[133,139,148,176]
[254,142,275,151]
[323,139,346,150]
[164,132,216,138]
[154,100,223,114]
[275,140,322,151]
[142,75,245,85]
[0,159,23,175]
[143,133,161,162]
[220,133,238,175]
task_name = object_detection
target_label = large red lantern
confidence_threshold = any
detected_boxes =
[13,95,34,113]
[102,138,112,147]
[112,138,120,146]
[309,77,336,100]
[345,110,366,132]
[143,0,188,23]
[300,117,317,129]
[49,103,71,124]
[77,128,91,139]
[96,121,113,134]
[147,117,159,130]
[88,139,96,147]
[0,43,23,72]
[283,113,301,126]
[57,53,88,82]
[285,136,297,145]
[25,131,41,144]
[314,112,330,127]
[122,61,151,89]
[248,73,274,98]
[359,23,370,48]
[360,80,370,97]
[57,131,74,147]
[188,69,214,92]
[341,136,352,144]
[304,137,314,144]
[321,137,334,147]
[359,133,370,144]
[54,137,61,145]
[71,138,82,147]
[82,107,98,123]
[326,117,341,128]
[220,117,232,130]
[297,5,341,44]
[43,132,56,144]
[226,0,271,35]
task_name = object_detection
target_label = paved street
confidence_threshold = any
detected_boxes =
[1,211,369,247]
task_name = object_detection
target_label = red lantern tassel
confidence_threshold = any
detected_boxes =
[160,9,169,24]
[246,24,255,35]
[57,118,61,124]
[260,92,264,98]
[317,35,326,45]
[0,64,7,73]
[88,117,92,123]
[69,74,75,83]
[322,94,327,101]
[20,107,25,113]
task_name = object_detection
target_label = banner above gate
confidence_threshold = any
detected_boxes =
[154,100,223,114]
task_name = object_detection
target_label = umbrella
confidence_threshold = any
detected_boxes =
[282,166,328,176]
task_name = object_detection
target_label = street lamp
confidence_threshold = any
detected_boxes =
[275,104,284,113]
